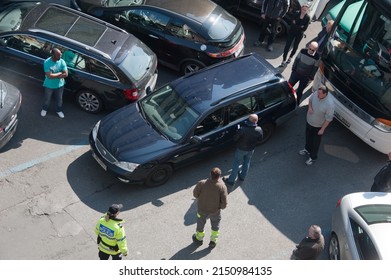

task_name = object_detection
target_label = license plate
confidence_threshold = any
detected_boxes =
[92,152,107,171]
[334,111,351,128]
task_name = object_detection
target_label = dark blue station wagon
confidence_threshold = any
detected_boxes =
[89,53,297,187]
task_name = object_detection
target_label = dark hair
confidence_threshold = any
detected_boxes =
[210,167,221,180]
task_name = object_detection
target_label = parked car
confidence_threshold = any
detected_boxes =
[0,1,158,113]
[212,0,308,37]
[73,0,245,75]
[71,0,146,11]
[89,53,297,187]
[329,192,391,260]
[0,79,22,150]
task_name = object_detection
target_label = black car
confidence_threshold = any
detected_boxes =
[0,80,22,150]
[0,1,158,113]
[73,0,245,75]
[89,53,297,187]
[212,0,308,37]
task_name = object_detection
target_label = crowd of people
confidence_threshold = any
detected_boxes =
[91,1,391,261]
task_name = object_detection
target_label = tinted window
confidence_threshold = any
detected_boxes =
[168,20,205,43]
[350,218,380,260]
[88,57,116,79]
[36,7,106,46]
[228,97,254,122]
[127,9,169,31]
[62,49,86,70]
[3,34,51,59]
[257,85,288,108]
[195,108,225,136]
[206,9,237,40]
[355,204,391,225]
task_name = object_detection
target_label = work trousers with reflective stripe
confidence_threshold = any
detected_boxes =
[196,210,221,242]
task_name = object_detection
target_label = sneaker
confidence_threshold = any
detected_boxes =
[267,45,273,52]
[298,149,309,156]
[286,58,292,64]
[222,177,234,186]
[209,241,217,249]
[192,234,203,246]
[40,110,47,117]
[57,111,65,119]
[305,158,316,165]
[253,41,261,47]
[279,61,286,67]
[238,173,245,181]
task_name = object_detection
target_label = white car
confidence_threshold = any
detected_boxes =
[329,192,391,260]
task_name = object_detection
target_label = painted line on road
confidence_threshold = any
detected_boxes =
[0,142,88,179]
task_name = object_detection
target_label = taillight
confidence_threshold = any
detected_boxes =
[123,88,138,101]
[336,198,342,208]
[207,34,245,58]
[287,82,297,101]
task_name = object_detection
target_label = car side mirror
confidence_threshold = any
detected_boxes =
[190,135,203,144]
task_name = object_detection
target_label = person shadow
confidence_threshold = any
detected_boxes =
[169,243,213,260]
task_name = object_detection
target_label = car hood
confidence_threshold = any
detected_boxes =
[0,80,21,122]
[97,103,176,163]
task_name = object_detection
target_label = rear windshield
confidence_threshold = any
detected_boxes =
[0,2,38,32]
[118,44,153,81]
[35,7,106,46]
[205,8,237,40]
[355,205,391,225]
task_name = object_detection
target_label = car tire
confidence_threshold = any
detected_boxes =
[260,122,275,144]
[329,233,341,260]
[76,90,103,113]
[145,164,173,187]
[181,60,206,75]
[268,20,287,37]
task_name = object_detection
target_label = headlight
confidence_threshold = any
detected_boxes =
[115,161,139,172]
[92,120,100,140]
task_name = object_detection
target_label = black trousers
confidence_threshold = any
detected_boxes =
[288,71,310,105]
[305,122,322,160]
[283,31,304,61]
[99,250,122,260]
[257,17,280,46]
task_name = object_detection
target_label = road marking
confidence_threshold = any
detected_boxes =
[0,143,87,179]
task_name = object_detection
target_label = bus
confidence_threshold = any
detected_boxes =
[313,0,391,154]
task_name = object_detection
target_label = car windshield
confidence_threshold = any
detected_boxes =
[139,85,200,142]
[0,2,38,32]
[118,43,153,81]
[355,204,391,225]
[206,8,237,40]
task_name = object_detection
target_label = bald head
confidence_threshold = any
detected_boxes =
[249,114,258,124]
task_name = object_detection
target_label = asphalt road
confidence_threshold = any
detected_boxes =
[0,1,387,260]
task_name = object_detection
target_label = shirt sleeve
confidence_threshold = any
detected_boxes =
[325,101,335,122]
[193,181,202,198]
[116,224,128,255]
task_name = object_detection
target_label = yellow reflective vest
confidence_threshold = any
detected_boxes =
[95,215,128,255]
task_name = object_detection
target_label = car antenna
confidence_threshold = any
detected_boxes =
[111,40,117,45]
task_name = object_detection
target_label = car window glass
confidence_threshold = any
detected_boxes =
[350,218,380,260]
[228,97,254,122]
[3,35,50,59]
[87,57,116,80]
[207,9,237,40]
[195,108,225,136]
[62,49,86,70]
[126,9,169,31]
[257,85,287,109]
[168,20,205,43]
[0,2,37,32]
[118,43,152,81]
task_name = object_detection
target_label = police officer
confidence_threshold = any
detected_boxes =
[95,204,128,260]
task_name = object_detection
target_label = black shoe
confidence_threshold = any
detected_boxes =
[209,241,217,249]
[192,234,203,246]
[238,173,245,181]
[222,177,234,186]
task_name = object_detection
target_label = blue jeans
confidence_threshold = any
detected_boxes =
[42,86,64,112]
[227,149,254,184]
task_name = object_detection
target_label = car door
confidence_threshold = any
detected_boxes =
[168,96,255,167]
[0,34,47,84]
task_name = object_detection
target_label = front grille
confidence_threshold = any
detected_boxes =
[95,138,117,164]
